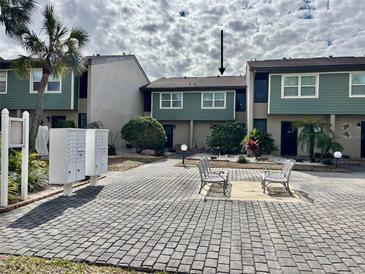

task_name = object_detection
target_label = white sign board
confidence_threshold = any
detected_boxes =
[9,118,24,148]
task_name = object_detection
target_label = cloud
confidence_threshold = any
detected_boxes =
[0,0,364,80]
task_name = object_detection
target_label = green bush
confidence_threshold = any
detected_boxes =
[87,121,104,129]
[207,122,246,154]
[242,129,277,156]
[8,150,48,202]
[237,155,248,163]
[121,116,167,155]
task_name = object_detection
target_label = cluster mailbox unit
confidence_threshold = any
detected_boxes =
[85,129,109,185]
[49,128,109,196]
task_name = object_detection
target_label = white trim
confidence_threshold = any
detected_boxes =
[233,90,236,120]
[0,70,8,94]
[70,70,74,109]
[159,92,183,109]
[268,75,271,114]
[280,73,319,99]
[201,91,227,109]
[29,69,62,94]
[349,72,365,98]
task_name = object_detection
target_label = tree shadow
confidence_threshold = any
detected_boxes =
[8,185,104,230]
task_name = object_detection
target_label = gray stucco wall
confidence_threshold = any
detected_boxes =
[87,57,149,149]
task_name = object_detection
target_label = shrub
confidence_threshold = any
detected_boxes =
[207,122,246,154]
[237,155,248,163]
[8,150,49,202]
[87,121,104,129]
[121,116,167,155]
[242,129,277,156]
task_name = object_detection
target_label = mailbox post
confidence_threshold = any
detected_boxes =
[0,109,29,207]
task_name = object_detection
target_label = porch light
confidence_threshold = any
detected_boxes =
[181,144,188,165]
[334,151,342,168]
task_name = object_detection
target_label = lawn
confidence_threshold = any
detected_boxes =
[0,255,162,274]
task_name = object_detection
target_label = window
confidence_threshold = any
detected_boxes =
[78,113,87,128]
[282,74,318,98]
[160,92,183,109]
[350,73,365,97]
[144,91,152,112]
[235,89,245,112]
[254,119,267,133]
[202,92,226,109]
[30,70,61,93]
[0,70,7,94]
[254,73,268,102]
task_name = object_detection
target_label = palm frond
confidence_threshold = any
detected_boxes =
[12,55,33,79]
[68,26,89,49]
[42,4,57,42]
[22,29,46,54]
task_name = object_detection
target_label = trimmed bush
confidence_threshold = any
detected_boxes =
[53,120,76,128]
[121,116,167,155]
[207,122,246,154]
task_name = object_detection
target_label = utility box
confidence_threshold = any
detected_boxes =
[85,129,109,183]
[49,128,86,195]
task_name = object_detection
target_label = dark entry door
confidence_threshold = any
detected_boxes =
[281,121,297,156]
[361,122,365,158]
[163,125,174,148]
[51,115,66,128]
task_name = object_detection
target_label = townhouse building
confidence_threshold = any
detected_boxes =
[0,54,149,149]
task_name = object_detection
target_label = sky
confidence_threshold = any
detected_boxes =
[1,0,365,80]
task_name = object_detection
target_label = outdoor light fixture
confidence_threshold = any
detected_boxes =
[334,151,342,168]
[181,144,188,165]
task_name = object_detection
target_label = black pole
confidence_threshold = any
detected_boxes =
[182,151,185,165]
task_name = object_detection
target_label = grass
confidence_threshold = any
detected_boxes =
[0,255,164,274]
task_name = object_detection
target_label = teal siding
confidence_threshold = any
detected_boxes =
[0,70,74,110]
[270,73,365,114]
[152,91,235,121]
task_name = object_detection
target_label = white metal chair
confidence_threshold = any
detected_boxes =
[261,160,294,193]
[198,158,229,196]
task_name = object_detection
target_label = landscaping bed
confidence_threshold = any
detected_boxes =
[0,255,152,274]
[108,155,163,171]
[177,158,349,172]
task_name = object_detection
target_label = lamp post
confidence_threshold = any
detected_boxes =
[334,151,342,168]
[181,144,188,166]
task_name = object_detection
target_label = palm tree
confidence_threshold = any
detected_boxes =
[13,4,88,150]
[294,117,334,162]
[0,0,35,37]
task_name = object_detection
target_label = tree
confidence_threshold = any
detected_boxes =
[121,116,167,155]
[294,118,335,162]
[207,122,246,154]
[0,0,35,37]
[13,4,88,150]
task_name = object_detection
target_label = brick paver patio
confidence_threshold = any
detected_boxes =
[0,158,365,273]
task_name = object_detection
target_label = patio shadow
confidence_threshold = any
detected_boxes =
[8,185,103,230]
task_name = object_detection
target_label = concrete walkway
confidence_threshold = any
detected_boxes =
[0,158,365,273]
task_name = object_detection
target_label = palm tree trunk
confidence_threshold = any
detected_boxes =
[29,73,49,151]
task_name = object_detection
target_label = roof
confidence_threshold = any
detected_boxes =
[143,76,246,91]
[247,56,365,72]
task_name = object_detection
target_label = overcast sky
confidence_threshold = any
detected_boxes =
[1,0,365,79]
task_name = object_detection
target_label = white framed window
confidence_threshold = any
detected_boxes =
[30,70,62,94]
[0,70,7,94]
[281,74,318,98]
[201,92,226,109]
[160,92,183,109]
[349,72,365,97]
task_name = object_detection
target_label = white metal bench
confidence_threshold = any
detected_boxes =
[198,157,229,196]
[261,160,294,193]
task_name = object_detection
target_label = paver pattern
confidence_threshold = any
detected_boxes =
[0,158,365,273]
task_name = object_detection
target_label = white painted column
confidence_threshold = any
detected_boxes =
[1,108,9,207]
[189,120,194,149]
[21,111,29,200]
[330,114,336,133]
[246,66,255,133]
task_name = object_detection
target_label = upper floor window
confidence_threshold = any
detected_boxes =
[235,89,245,112]
[202,92,226,109]
[0,70,7,94]
[30,70,61,93]
[254,73,268,103]
[350,73,365,97]
[282,74,318,98]
[160,92,183,109]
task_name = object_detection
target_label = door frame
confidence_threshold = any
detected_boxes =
[281,121,298,156]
